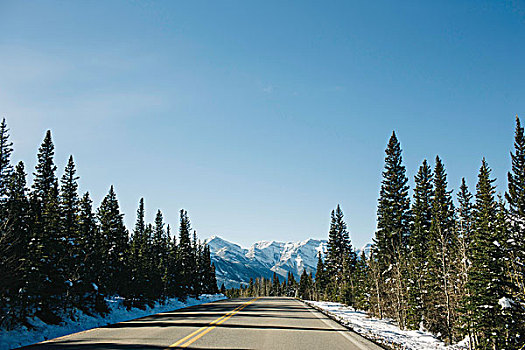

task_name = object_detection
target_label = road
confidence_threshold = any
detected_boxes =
[22,297,383,350]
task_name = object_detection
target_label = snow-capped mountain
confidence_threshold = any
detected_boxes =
[205,236,372,288]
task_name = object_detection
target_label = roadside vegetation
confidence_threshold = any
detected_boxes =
[229,117,525,350]
[0,119,218,330]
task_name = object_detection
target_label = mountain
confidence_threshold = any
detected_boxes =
[205,236,372,289]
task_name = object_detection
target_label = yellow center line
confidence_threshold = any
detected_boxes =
[168,297,260,349]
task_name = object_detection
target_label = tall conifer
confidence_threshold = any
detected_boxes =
[373,131,411,328]
[97,186,129,297]
[426,156,457,343]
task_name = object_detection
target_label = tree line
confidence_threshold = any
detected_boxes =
[314,118,525,350]
[225,270,316,300]
[0,119,218,329]
[224,116,525,350]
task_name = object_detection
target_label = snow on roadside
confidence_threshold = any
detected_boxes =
[305,300,468,350]
[0,294,226,350]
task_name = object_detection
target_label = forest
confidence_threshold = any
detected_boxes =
[231,117,525,350]
[0,119,218,330]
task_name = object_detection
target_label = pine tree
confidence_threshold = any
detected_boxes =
[426,156,457,343]
[299,269,313,300]
[325,205,355,301]
[505,115,525,313]
[178,209,193,296]
[456,178,474,343]
[0,118,13,201]
[353,252,370,311]
[32,131,58,201]
[60,156,83,310]
[77,192,104,313]
[1,162,30,325]
[201,245,217,294]
[373,131,411,328]
[30,131,65,322]
[97,186,129,297]
[150,210,167,299]
[465,159,519,349]
[128,198,150,304]
[165,224,182,297]
[406,159,433,329]
[314,253,327,299]
[271,272,280,296]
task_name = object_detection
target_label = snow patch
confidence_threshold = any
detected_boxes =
[305,300,467,350]
[0,294,226,350]
[498,297,512,309]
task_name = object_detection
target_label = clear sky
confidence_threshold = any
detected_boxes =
[1,1,524,248]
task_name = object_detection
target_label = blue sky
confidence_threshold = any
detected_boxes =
[1,1,524,248]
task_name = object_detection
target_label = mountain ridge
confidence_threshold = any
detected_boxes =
[205,235,372,288]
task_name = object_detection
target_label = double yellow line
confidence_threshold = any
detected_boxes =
[167,297,260,348]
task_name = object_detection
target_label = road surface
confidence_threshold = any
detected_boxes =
[22,297,383,350]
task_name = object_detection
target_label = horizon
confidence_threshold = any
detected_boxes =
[2,1,524,248]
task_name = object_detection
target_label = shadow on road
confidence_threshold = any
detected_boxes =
[20,340,254,350]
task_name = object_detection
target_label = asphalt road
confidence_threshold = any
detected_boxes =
[22,297,383,350]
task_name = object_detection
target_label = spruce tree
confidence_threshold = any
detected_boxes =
[426,156,457,343]
[165,224,182,297]
[465,159,519,349]
[77,192,104,313]
[406,159,433,329]
[373,131,411,328]
[32,131,58,201]
[314,253,327,299]
[97,186,129,297]
[129,198,149,304]
[60,156,83,310]
[353,252,370,311]
[1,162,30,325]
[325,205,355,301]
[456,178,474,343]
[30,131,65,321]
[505,115,525,314]
[178,209,193,296]
[152,210,168,298]
[0,118,13,201]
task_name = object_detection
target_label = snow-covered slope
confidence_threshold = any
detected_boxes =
[208,236,373,288]
[206,236,374,288]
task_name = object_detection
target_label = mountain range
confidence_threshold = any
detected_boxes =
[205,236,372,288]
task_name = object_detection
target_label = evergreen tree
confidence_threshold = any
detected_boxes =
[456,179,474,343]
[406,159,433,329]
[325,205,355,301]
[178,209,194,296]
[59,156,83,310]
[77,192,104,313]
[373,131,411,328]
[465,159,520,349]
[0,118,13,201]
[97,186,129,297]
[353,252,370,311]
[151,210,167,299]
[506,115,525,313]
[426,156,457,343]
[32,131,58,201]
[128,198,150,304]
[165,224,182,297]
[30,131,65,322]
[314,253,327,299]
[298,269,313,300]
[202,245,218,293]
[0,162,30,325]
[271,272,280,296]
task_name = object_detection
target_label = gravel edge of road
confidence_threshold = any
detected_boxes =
[300,299,395,350]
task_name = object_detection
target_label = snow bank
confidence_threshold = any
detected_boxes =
[0,294,226,350]
[305,301,468,350]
